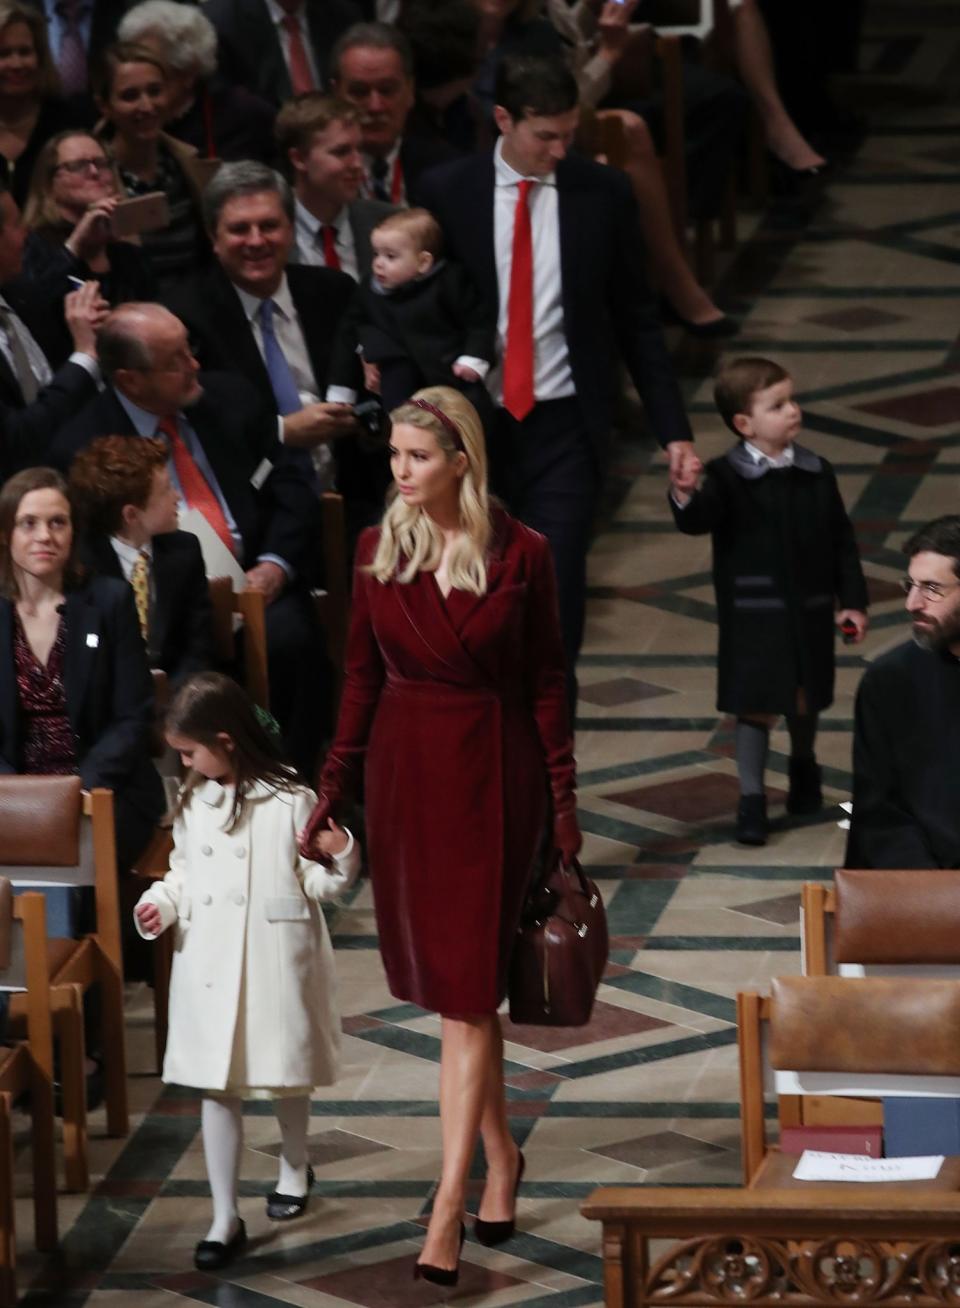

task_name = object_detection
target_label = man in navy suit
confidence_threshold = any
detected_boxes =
[164,161,387,531]
[419,56,696,708]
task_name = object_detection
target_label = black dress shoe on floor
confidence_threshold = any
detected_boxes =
[736,795,768,846]
[194,1219,247,1270]
[787,758,823,815]
[415,1221,465,1287]
[474,1151,525,1246]
[661,302,740,339]
[266,1165,315,1220]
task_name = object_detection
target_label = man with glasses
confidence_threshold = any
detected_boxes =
[847,515,960,869]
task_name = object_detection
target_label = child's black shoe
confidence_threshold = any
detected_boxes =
[787,759,823,815]
[736,795,768,846]
[194,1219,247,1270]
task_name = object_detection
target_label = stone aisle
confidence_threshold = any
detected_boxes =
[18,4,960,1303]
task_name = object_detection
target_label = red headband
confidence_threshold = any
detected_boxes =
[408,398,465,451]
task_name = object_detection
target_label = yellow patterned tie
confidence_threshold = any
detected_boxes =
[131,550,149,640]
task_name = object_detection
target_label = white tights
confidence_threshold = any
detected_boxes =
[201,1094,311,1243]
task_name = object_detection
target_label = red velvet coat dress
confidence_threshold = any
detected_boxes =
[314,510,576,1014]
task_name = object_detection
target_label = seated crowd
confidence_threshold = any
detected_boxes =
[9,0,950,1290]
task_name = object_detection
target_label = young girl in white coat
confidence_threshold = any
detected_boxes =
[134,672,359,1271]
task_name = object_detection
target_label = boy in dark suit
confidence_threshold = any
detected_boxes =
[670,357,869,846]
[68,434,215,688]
[326,207,494,413]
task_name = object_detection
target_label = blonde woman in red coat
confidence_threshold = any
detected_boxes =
[301,385,580,1285]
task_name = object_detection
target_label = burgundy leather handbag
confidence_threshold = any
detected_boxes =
[508,857,608,1027]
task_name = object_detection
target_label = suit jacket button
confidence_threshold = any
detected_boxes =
[201,845,213,856]
[234,847,246,858]
[233,892,245,906]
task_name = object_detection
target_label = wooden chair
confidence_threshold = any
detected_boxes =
[583,975,960,1308]
[803,869,960,979]
[1,777,128,1193]
[739,974,960,1184]
[208,579,269,709]
[0,881,59,1306]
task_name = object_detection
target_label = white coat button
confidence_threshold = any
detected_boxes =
[205,981,213,988]
[201,845,213,856]
[234,847,246,858]
[233,892,245,906]
[201,893,212,905]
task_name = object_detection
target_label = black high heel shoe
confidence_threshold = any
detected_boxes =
[659,301,739,339]
[474,1151,525,1247]
[414,1220,465,1287]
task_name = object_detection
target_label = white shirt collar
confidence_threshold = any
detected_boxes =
[234,272,294,325]
[295,197,347,239]
[109,535,152,567]
[264,0,303,28]
[493,136,556,188]
[115,388,171,437]
[744,440,795,469]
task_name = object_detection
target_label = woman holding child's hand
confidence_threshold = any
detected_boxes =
[300,387,578,1286]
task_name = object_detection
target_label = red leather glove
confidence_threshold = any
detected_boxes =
[298,793,333,860]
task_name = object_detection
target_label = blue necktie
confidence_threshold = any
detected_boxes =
[257,299,302,416]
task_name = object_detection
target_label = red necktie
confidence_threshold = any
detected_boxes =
[502,179,535,422]
[321,224,341,270]
[280,9,315,95]
[157,417,236,557]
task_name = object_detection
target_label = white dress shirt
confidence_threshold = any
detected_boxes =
[489,137,574,408]
[294,199,359,280]
[233,274,334,486]
[264,0,320,89]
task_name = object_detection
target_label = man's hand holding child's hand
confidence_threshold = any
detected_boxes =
[670,452,704,507]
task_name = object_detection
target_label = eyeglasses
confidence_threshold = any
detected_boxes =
[900,577,960,602]
[53,157,113,176]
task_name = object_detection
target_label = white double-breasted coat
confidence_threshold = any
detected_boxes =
[135,779,358,1092]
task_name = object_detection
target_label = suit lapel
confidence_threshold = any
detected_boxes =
[461,157,498,313]
[209,268,272,393]
[556,160,587,321]
[63,588,99,732]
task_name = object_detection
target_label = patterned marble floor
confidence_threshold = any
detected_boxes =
[15,4,960,1303]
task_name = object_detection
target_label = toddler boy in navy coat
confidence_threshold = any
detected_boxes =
[669,357,869,846]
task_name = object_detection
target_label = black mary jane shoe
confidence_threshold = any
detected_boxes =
[414,1221,466,1288]
[266,1165,315,1221]
[194,1218,247,1270]
[474,1151,526,1247]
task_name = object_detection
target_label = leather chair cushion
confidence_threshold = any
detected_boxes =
[769,975,960,1075]
[0,776,82,867]
[835,868,960,964]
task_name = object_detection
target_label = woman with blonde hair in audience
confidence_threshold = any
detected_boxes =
[22,129,156,321]
[0,2,84,208]
[301,386,580,1286]
[93,43,208,288]
[0,466,164,936]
